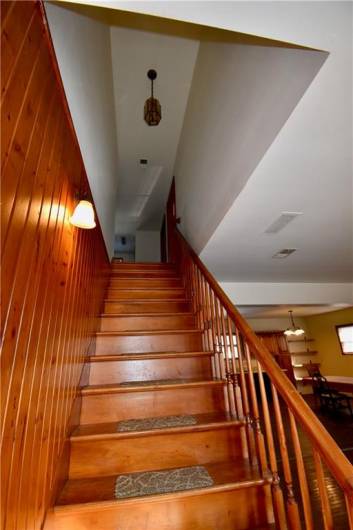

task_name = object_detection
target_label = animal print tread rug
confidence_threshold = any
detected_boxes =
[115,466,214,499]
[117,414,197,432]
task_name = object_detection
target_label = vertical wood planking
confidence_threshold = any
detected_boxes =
[1,2,110,529]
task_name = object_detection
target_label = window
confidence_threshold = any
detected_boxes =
[336,324,353,355]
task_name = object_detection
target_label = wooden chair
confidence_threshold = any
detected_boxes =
[304,362,322,378]
[312,374,353,418]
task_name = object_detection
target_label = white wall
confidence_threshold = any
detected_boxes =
[174,40,325,253]
[248,317,308,333]
[45,3,118,256]
[135,231,160,262]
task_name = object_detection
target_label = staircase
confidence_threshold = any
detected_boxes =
[45,261,275,530]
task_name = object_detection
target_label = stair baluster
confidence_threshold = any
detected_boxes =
[171,225,353,530]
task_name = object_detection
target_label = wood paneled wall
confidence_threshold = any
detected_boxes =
[1,2,110,529]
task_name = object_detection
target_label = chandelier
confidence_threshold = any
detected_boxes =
[284,310,305,336]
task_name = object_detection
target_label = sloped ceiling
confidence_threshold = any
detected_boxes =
[50,1,352,286]
[174,41,327,253]
[110,27,199,235]
[199,3,352,283]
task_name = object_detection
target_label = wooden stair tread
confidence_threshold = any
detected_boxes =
[104,298,191,303]
[96,329,201,336]
[110,273,180,278]
[111,262,176,266]
[55,460,267,509]
[109,286,185,293]
[100,312,194,318]
[89,351,213,362]
[71,412,243,440]
[81,379,224,395]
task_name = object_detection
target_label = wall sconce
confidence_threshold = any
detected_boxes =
[284,310,305,336]
[70,199,96,229]
[144,69,161,126]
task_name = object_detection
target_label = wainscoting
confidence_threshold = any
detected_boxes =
[1,2,110,529]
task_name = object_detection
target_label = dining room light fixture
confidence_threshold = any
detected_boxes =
[144,69,161,126]
[69,200,96,229]
[284,310,305,336]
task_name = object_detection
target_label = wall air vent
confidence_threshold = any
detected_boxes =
[265,212,303,234]
[272,248,297,259]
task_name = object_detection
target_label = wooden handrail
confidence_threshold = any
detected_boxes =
[175,228,353,496]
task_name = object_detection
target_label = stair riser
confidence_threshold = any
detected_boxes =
[89,357,212,385]
[111,263,176,270]
[46,485,270,530]
[106,289,185,300]
[69,428,243,479]
[80,386,225,424]
[104,301,191,314]
[95,333,203,355]
[108,278,183,289]
[99,314,196,332]
[110,271,178,278]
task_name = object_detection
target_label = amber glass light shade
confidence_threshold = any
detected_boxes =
[144,96,161,126]
[69,200,96,229]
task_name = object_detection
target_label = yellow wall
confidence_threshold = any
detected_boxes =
[304,308,353,377]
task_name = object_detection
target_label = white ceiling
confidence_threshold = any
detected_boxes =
[53,1,352,285]
[174,41,327,254]
[110,27,199,235]
[238,304,352,319]
[195,2,353,283]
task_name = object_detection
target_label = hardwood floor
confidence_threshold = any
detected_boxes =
[272,394,352,530]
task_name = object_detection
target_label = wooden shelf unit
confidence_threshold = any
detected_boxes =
[287,336,319,393]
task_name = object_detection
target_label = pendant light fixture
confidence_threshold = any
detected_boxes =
[144,69,161,126]
[284,310,305,336]
[70,199,96,229]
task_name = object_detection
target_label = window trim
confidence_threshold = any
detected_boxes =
[335,323,353,355]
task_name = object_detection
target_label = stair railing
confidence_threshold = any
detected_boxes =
[173,227,353,530]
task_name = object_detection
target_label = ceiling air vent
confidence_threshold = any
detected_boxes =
[265,212,302,234]
[272,248,297,259]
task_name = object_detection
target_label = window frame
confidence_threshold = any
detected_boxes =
[335,323,353,355]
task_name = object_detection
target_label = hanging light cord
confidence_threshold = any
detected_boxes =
[289,310,296,328]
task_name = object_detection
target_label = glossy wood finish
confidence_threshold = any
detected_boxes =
[104,299,191,314]
[80,381,225,424]
[45,258,277,529]
[95,330,203,354]
[69,420,244,478]
[111,270,177,278]
[88,352,212,384]
[109,277,183,289]
[99,313,195,331]
[111,261,175,270]
[1,3,110,529]
[107,287,186,299]
[46,461,270,530]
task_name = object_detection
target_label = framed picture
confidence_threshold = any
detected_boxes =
[335,324,353,355]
